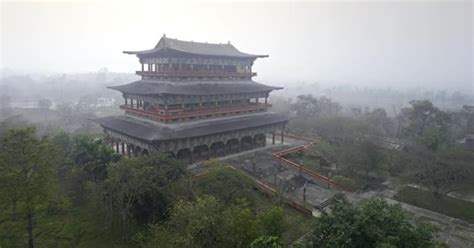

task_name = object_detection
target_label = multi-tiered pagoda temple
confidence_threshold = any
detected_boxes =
[95,35,290,162]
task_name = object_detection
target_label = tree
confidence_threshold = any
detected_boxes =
[461,105,474,134]
[309,194,439,248]
[141,196,288,248]
[142,196,229,248]
[412,147,473,199]
[339,139,386,185]
[401,100,451,144]
[364,108,394,136]
[195,161,257,205]
[71,135,119,183]
[418,127,443,151]
[101,152,186,241]
[292,95,342,119]
[257,207,287,238]
[0,127,58,248]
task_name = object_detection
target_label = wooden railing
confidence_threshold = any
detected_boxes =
[136,70,257,78]
[272,134,352,192]
[120,103,271,122]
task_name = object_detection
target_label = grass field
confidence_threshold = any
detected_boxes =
[394,186,474,224]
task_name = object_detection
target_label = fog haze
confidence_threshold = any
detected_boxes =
[1,0,473,91]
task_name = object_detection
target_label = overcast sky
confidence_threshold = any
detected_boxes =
[1,0,472,91]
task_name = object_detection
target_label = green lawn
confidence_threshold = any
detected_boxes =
[394,186,474,224]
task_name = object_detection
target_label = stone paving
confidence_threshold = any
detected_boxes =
[222,137,338,208]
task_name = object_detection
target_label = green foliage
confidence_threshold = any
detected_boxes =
[406,147,474,199]
[358,140,387,177]
[0,128,190,247]
[195,163,257,206]
[99,152,187,241]
[292,95,342,119]
[251,235,284,248]
[309,194,439,248]
[303,139,336,167]
[332,175,356,189]
[50,133,120,206]
[258,207,287,238]
[419,127,443,151]
[71,135,120,182]
[291,115,369,143]
[0,127,59,247]
[401,100,451,147]
[337,139,387,189]
[141,196,288,248]
[365,108,394,136]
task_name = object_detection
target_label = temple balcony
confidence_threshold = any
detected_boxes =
[119,103,271,122]
[135,70,257,78]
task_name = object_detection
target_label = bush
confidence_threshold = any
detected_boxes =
[332,175,356,189]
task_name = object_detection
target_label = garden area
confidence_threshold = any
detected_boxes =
[394,186,474,224]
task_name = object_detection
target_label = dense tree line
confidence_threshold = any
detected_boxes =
[286,95,474,197]
[0,127,292,247]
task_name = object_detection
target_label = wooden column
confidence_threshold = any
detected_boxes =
[127,144,131,157]
[130,99,134,108]
[115,142,120,154]
[280,128,284,144]
[121,143,125,155]
[125,98,128,106]
[272,132,275,145]
[141,63,144,71]
[265,97,268,105]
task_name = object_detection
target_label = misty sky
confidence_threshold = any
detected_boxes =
[1,0,472,91]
